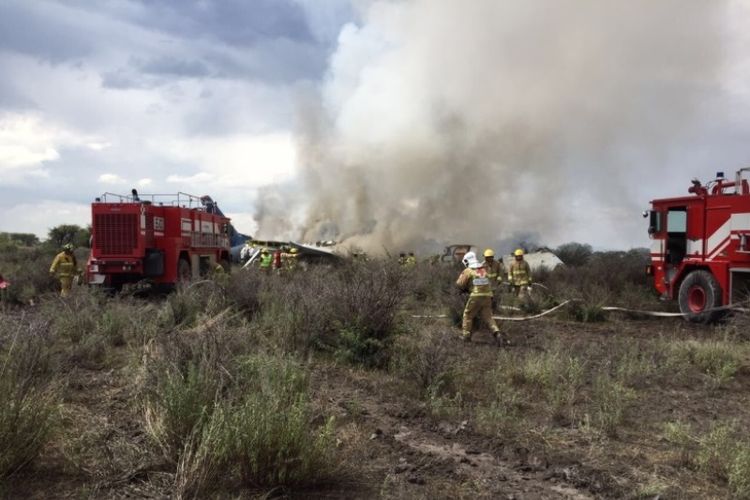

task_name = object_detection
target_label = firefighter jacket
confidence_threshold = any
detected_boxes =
[485,260,506,284]
[405,255,417,266]
[50,252,77,277]
[508,260,532,286]
[456,267,493,297]
[258,253,273,269]
[281,253,299,271]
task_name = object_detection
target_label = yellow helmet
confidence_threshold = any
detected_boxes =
[290,247,299,254]
[483,248,495,258]
[514,248,524,257]
[261,247,269,254]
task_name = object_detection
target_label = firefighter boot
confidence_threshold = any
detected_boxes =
[493,331,510,347]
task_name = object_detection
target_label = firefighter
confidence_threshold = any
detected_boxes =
[483,248,506,311]
[282,247,300,273]
[508,248,532,299]
[212,261,229,284]
[258,248,273,272]
[405,252,417,266]
[273,248,283,272]
[49,243,78,297]
[456,251,504,344]
[240,239,255,263]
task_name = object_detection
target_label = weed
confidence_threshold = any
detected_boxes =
[729,445,750,499]
[590,375,635,437]
[613,339,658,388]
[662,421,695,465]
[391,326,456,397]
[171,355,337,496]
[0,320,60,478]
[475,385,524,438]
[696,422,736,478]
[666,340,739,389]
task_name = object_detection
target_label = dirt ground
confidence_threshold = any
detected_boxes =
[3,305,748,499]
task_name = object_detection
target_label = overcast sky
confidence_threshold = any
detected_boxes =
[0,0,749,250]
[0,0,353,238]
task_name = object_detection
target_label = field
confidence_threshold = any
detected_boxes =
[2,245,750,499]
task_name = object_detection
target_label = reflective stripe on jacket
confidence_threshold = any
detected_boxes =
[50,252,77,277]
[456,267,493,297]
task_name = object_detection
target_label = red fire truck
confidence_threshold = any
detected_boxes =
[646,168,750,322]
[87,191,231,290]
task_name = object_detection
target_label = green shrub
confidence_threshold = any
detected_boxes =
[214,355,336,488]
[0,320,60,478]
[391,325,456,397]
[169,356,337,496]
[144,360,222,463]
[251,261,407,366]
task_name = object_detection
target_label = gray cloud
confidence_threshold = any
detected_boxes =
[0,1,94,63]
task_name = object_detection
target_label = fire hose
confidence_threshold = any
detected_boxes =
[411,299,750,322]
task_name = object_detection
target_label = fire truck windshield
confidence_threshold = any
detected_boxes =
[667,210,687,232]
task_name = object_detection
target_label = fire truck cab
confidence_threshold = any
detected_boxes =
[87,191,231,290]
[646,168,750,322]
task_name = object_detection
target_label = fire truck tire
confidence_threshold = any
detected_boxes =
[177,258,191,284]
[677,270,723,323]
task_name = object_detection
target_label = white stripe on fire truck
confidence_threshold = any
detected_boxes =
[707,237,731,260]
[706,218,731,259]
[686,238,704,256]
[706,213,750,260]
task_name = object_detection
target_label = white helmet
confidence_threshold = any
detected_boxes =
[462,251,477,268]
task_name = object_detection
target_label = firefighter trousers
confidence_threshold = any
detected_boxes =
[462,295,500,339]
[59,276,73,297]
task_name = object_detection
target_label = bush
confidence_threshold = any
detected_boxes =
[251,260,407,367]
[0,320,60,478]
[543,248,654,311]
[212,355,336,488]
[139,325,338,496]
[0,245,58,304]
[391,325,457,398]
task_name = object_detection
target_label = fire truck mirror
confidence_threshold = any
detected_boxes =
[648,210,661,235]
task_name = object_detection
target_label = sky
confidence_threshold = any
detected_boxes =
[0,0,748,251]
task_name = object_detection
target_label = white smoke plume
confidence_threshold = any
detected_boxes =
[256,0,737,254]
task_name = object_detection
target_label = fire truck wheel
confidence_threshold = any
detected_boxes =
[677,270,723,323]
[177,258,191,284]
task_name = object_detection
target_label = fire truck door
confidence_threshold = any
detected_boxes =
[665,207,687,284]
